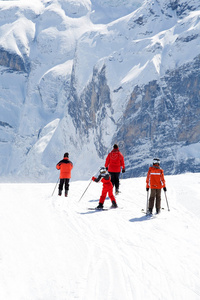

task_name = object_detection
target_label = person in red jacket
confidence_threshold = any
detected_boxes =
[92,167,118,209]
[105,144,125,194]
[56,153,73,197]
[146,158,167,214]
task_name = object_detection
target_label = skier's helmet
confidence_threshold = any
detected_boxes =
[153,158,160,165]
[100,167,107,174]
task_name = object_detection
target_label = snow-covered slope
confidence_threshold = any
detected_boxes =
[0,0,200,181]
[0,173,200,299]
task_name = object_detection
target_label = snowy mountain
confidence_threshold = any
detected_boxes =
[0,0,200,182]
[1,173,200,299]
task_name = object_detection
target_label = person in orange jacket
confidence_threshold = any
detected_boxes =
[105,144,125,194]
[92,167,118,209]
[146,158,167,214]
[56,153,73,197]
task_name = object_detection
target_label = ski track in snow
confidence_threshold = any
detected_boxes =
[0,173,200,300]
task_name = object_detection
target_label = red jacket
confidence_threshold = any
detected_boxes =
[105,149,125,173]
[146,166,166,189]
[56,157,73,179]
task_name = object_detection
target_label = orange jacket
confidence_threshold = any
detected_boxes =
[105,149,125,173]
[146,165,166,189]
[56,157,73,179]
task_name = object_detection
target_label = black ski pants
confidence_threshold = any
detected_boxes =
[109,172,120,191]
[59,178,70,192]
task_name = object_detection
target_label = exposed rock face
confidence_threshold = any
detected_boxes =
[0,48,28,72]
[68,65,114,158]
[69,66,110,131]
[115,55,200,176]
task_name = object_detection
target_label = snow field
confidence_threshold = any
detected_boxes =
[0,173,200,300]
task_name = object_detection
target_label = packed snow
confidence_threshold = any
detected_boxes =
[1,172,200,300]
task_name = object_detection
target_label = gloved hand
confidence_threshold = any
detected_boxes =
[163,187,167,192]
[122,169,125,173]
[106,167,108,170]
[92,176,96,181]
[146,188,149,191]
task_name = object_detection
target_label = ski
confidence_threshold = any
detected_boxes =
[141,209,165,219]
[141,209,150,215]
[141,211,156,218]
[88,207,122,211]
[141,210,153,216]
[141,208,164,213]
[88,208,109,211]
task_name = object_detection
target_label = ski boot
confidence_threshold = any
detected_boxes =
[58,190,62,196]
[111,201,118,208]
[115,189,119,195]
[96,203,104,210]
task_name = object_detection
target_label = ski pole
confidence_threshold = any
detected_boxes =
[51,176,60,196]
[78,180,92,202]
[164,191,170,211]
[78,168,102,202]
[146,190,149,214]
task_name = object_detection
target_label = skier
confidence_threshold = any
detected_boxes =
[56,153,73,197]
[105,144,125,194]
[146,158,167,214]
[92,167,118,209]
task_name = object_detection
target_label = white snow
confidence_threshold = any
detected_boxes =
[1,172,200,300]
[33,119,60,154]
[176,142,200,160]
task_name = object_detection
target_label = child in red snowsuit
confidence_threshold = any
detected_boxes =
[92,167,118,209]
